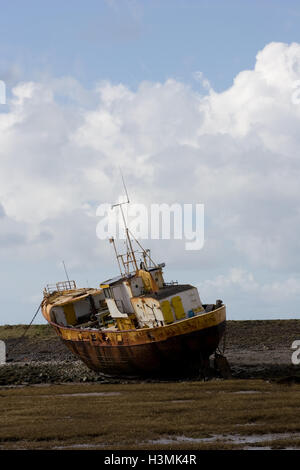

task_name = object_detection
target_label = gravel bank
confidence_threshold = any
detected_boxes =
[1,320,299,385]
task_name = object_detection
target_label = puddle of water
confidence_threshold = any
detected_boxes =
[54,443,106,449]
[222,433,300,444]
[244,446,300,450]
[148,435,220,445]
[53,440,300,450]
[243,446,272,450]
[148,432,300,446]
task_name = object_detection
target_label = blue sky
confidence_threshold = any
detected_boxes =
[1,1,300,324]
[2,0,300,91]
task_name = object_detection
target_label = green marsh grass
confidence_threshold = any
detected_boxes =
[1,379,300,450]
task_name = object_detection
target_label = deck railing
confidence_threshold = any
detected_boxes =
[44,280,77,295]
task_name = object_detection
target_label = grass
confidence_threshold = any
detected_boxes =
[0,324,55,341]
[1,319,299,343]
[1,379,300,450]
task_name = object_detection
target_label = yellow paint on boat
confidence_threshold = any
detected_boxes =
[138,269,158,293]
[161,300,174,324]
[116,317,135,330]
[171,295,185,320]
[52,305,226,347]
[194,306,204,313]
[63,303,77,325]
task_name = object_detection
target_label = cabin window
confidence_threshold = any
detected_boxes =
[104,288,112,299]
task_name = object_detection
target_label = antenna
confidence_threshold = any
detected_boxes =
[62,260,70,283]
[108,168,158,275]
[110,169,138,274]
[120,167,130,204]
[111,167,130,209]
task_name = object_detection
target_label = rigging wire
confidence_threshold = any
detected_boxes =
[13,302,42,348]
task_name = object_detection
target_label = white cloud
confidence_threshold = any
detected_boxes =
[1,42,300,318]
[198,268,300,319]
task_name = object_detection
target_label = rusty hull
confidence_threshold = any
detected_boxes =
[47,306,226,377]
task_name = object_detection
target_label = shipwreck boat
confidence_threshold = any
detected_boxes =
[41,198,226,377]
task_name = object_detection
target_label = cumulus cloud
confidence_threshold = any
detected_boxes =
[198,268,300,319]
[1,41,300,317]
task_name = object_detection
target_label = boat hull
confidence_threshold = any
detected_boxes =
[46,305,226,377]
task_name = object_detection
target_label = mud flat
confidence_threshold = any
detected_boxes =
[0,320,299,385]
[1,379,300,450]
[1,321,300,451]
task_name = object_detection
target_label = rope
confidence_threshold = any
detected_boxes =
[13,302,42,348]
[222,325,227,354]
[216,325,227,356]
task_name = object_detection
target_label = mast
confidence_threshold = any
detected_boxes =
[109,237,122,275]
[111,169,138,275]
[109,168,158,276]
[62,260,70,283]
